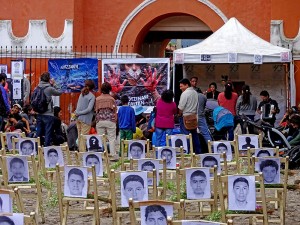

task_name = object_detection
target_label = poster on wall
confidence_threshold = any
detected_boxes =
[11,60,24,79]
[0,64,7,74]
[102,58,170,106]
[48,58,99,93]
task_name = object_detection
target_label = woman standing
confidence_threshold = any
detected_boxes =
[236,85,257,134]
[75,79,96,151]
[155,89,177,146]
[206,82,220,100]
[217,82,238,140]
[95,82,118,160]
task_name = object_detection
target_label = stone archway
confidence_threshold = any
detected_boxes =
[114,0,228,54]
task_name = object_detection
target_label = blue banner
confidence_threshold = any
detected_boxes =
[48,58,98,93]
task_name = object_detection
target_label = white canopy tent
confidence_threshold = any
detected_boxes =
[173,17,295,105]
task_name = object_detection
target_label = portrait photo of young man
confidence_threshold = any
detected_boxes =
[5,133,21,151]
[140,204,173,225]
[44,146,64,168]
[186,168,211,199]
[138,159,160,186]
[170,135,188,154]
[19,139,36,156]
[121,172,148,207]
[86,135,103,152]
[228,175,256,211]
[158,147,176,169]
[212,141,233,161]
[255,149,273,158]
[128,141,145,159]
[0,193,12,213]
[201,154,221,174]
[258,158,280,184]
[0,213,24,225]
[64,167,88,198]
[7,156,29,183]
[83,152,103,177]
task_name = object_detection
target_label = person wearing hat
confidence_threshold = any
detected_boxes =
[7,104,30,134]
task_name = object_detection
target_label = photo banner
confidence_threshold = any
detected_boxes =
[48,58,98,93]
[102,58,170,106]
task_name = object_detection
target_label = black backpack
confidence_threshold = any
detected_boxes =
[30,86,49,113]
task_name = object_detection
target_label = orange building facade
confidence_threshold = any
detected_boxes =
[0,0,300,119]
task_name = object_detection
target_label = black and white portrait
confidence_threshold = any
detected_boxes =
[128,140,146,159]
[64,166,88,198]
[18,138,36,156]
[0,64,7,74]
[238,135,259,150]
[138,159,160,186]
[212,141,233,161]
[170,135,188,154]
[140,204,173,225]
[257,158,280,184]
[5,133,21,151]
[7,156,29,183]
[121,171,148,207]
[83,152,103,177]
[228,175,256,211]
[201,154,221,174]
[255,149,274,158]
[43,146,64,168]
[186,168,211,199]
[157,147,177,169]
[85,135,103,152]
[0,213,24,225]
[0,193,12,213]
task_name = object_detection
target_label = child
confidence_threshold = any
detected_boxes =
[118,95,136,141]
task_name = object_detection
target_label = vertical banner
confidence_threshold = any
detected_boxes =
[11,60,24,79]
[102,58,170,107]
[48,58,99,93]
[0,64,8,74]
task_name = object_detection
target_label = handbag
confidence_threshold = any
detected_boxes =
[183,114,198,130]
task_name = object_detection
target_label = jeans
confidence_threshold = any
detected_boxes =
[179,117,201,154]
[198,116,212,143]
[36,115,55,147]
[155,128,173,147]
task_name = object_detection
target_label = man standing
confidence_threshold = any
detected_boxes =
[190,76,202,93]
[197,92,212,144]
[257,90,279,126]
[0,73,10,132]
[178,78,201,154]
[35,72,62,146]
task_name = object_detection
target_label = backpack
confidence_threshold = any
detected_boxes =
[30,86,49,113]
[213,106,234,131]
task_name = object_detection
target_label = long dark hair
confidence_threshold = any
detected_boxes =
[81,79,95,96]
[242,85,251,105]
[224,82,233,100]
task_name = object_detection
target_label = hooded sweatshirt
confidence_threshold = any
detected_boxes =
[38,81,63,116]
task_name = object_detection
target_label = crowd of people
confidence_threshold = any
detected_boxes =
[1,71,300,157]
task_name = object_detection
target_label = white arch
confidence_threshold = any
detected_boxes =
[113,0,228,53]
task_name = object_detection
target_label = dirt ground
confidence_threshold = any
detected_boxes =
[18,167,300,225]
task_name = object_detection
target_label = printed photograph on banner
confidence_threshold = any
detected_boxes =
[48,58,99,93]
[102,58,170,107]
[13,79,22,99]
[174,53,184,64]
[280,52,290,62]
[0,64,7,74]
[11,60,24,79]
